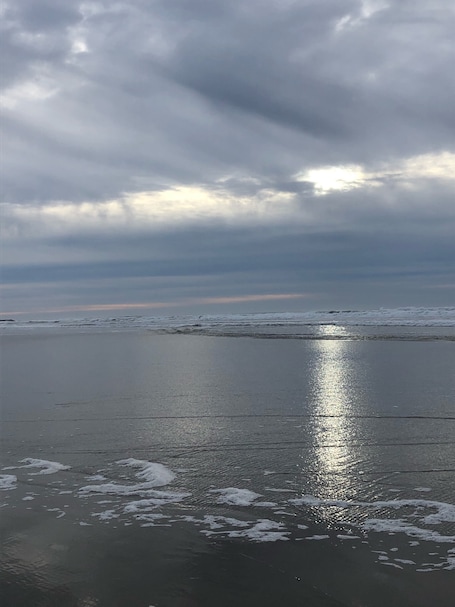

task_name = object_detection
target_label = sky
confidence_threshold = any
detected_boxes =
[1,0,454,318]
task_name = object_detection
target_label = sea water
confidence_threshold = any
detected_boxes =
[1,309,455,606]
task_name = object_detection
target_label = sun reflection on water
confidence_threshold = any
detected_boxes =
[310,325,357,500]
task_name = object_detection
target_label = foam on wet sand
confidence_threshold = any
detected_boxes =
[0,474,17,491]
[4,458,70,475]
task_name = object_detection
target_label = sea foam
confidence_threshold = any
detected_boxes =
[116,459,175,486]
[4,458,70,475]
[79,459,185,503]
[210,487,263,506]
[0,474,17,490]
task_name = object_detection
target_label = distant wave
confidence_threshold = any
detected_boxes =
[2,306,455,336]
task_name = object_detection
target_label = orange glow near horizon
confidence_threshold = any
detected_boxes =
[2,292,311,317]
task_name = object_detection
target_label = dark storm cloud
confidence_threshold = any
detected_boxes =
[1,0,454,314]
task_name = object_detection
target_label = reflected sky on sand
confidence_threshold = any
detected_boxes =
[1,329,455,606]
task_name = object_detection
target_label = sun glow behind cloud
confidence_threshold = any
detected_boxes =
[1,152,454,239]
[300,165,369,195]
[1,186,296,237]
[297,151,455,196]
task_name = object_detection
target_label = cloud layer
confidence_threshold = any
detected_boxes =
[1,0,454,315]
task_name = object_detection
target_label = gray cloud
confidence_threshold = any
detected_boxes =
[1,0,454,315]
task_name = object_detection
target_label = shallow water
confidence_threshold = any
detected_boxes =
[1,329,455,605]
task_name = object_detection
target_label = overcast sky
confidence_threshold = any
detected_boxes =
[1,0,454,317]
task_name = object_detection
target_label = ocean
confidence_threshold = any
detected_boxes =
[1,307,455,606]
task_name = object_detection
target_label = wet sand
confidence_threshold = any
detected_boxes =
[2,504,454,607]
[1,329,455,605]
